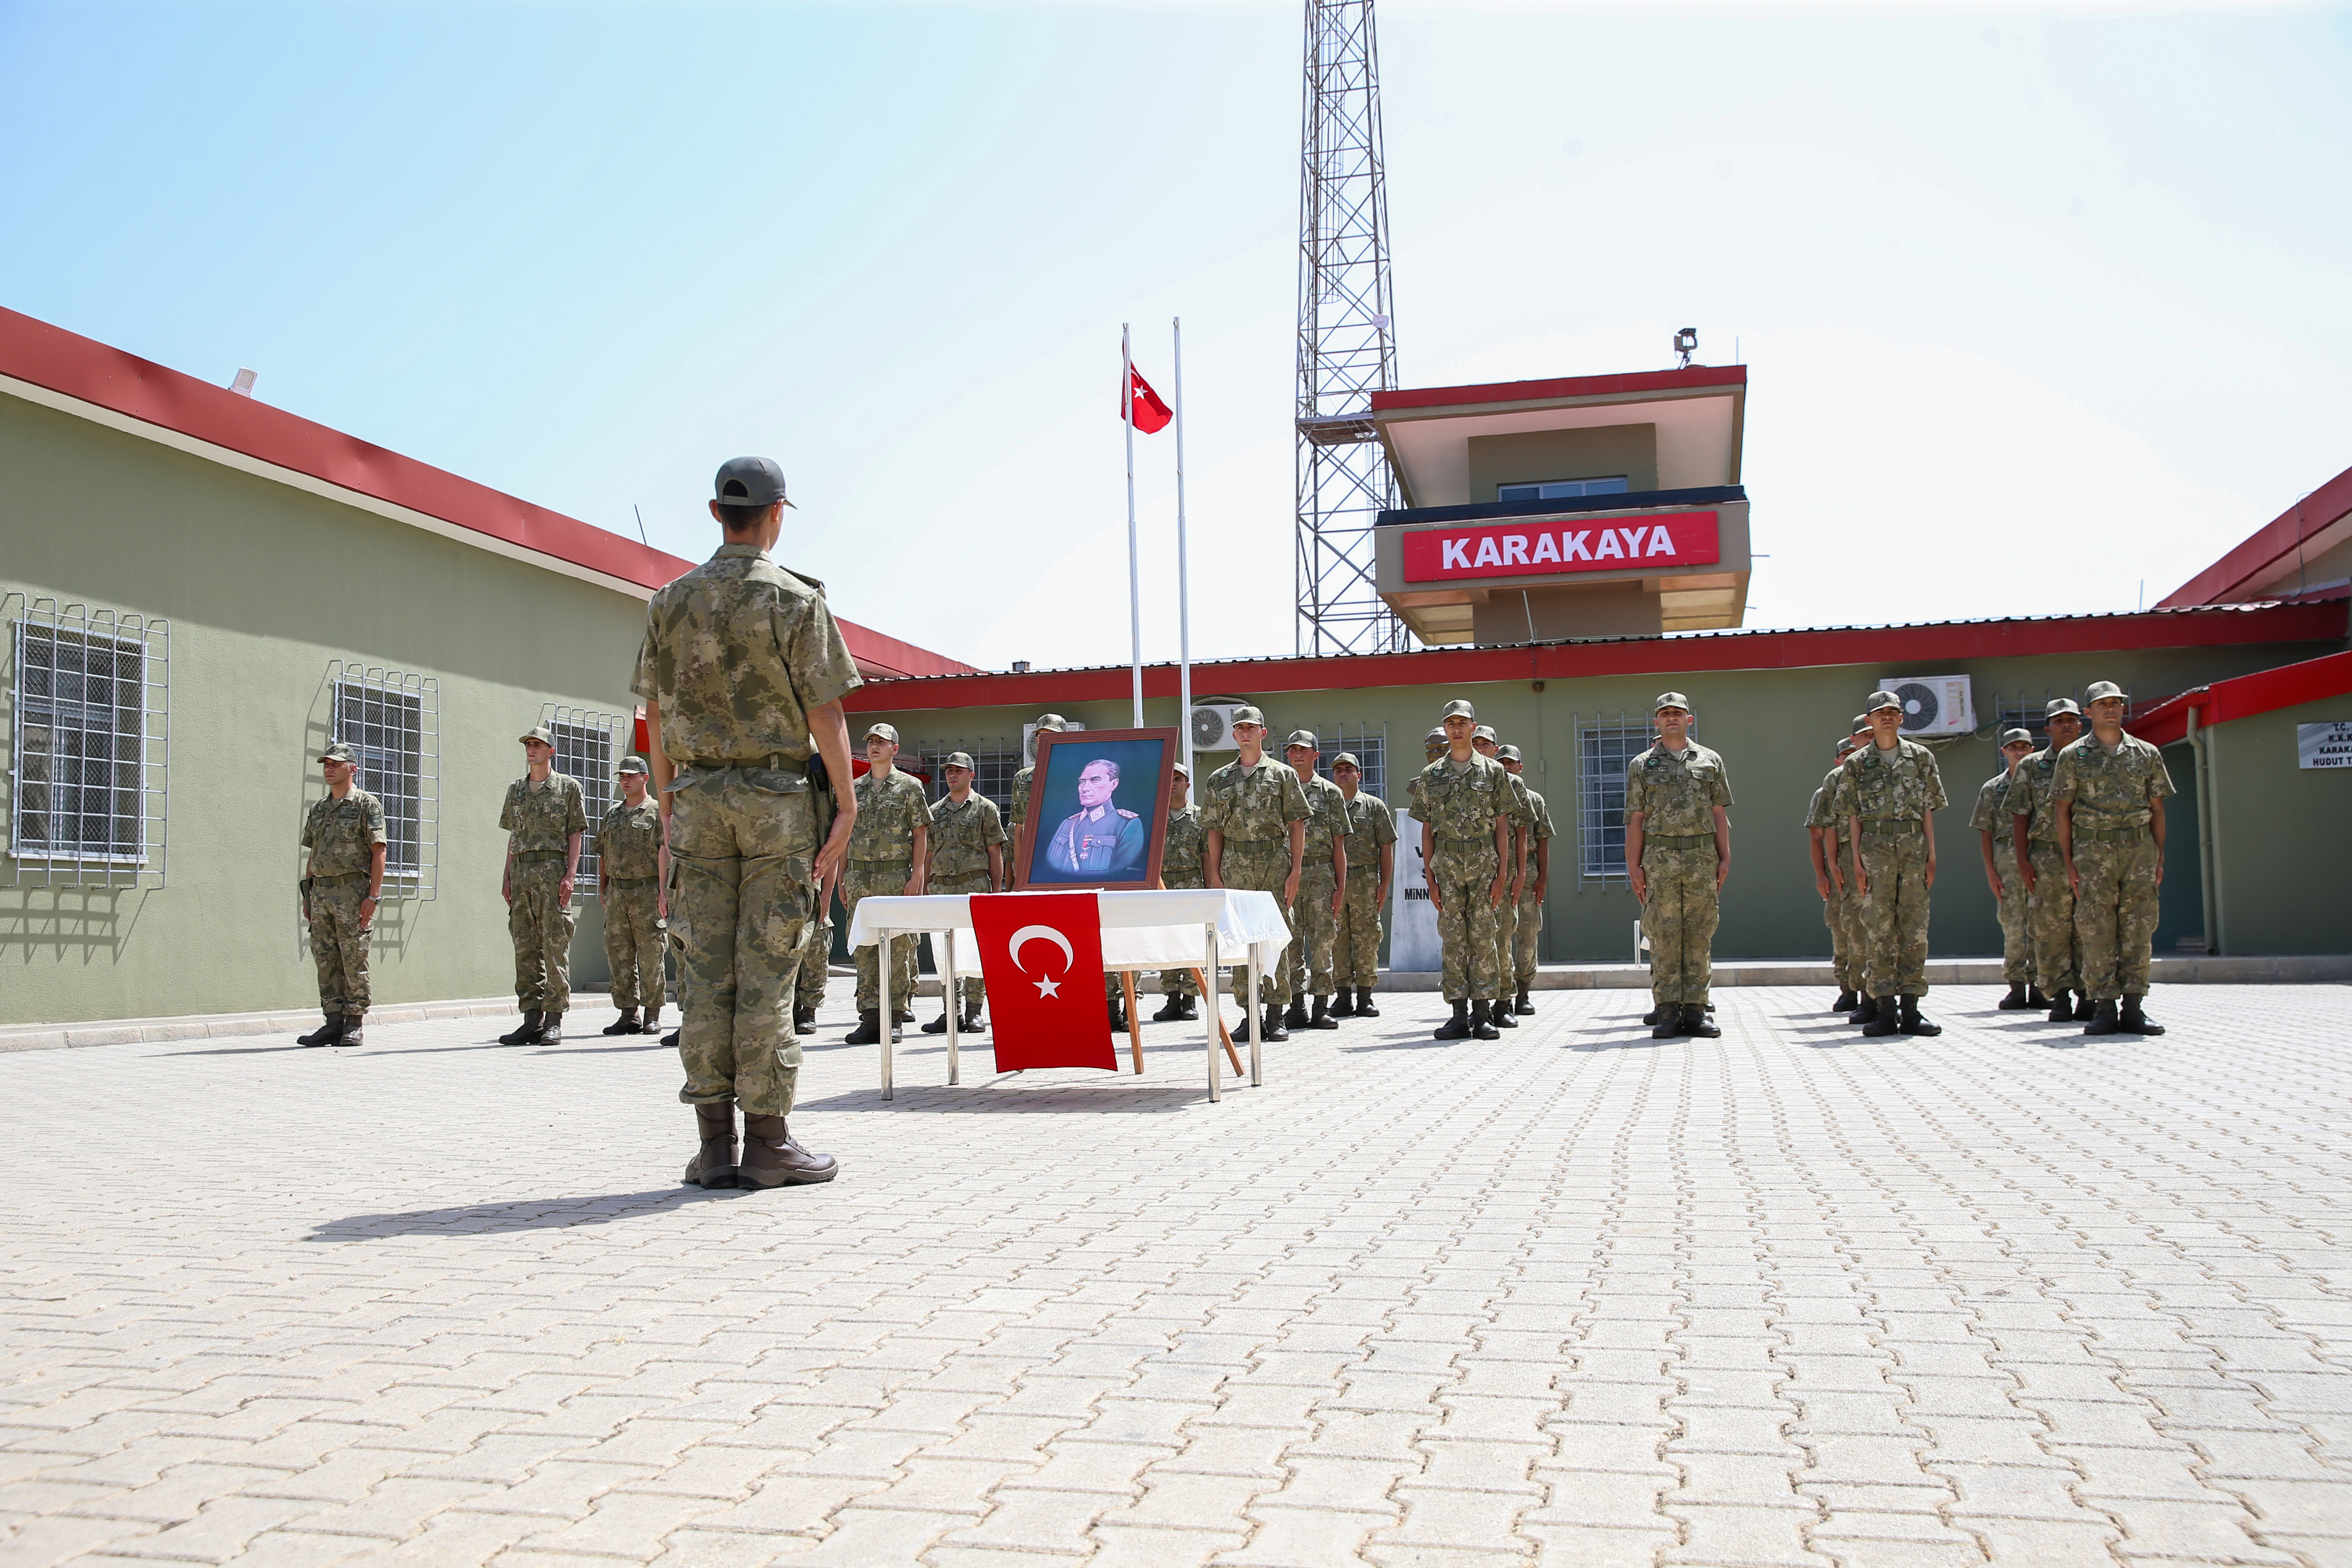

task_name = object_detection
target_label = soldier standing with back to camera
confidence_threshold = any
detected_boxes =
[499,727,588,1046]
[922,752,1005,1035]
[2056,680,2174,1036]
[1201,706,1311,1043]
[1497,744,1553,1016]
[1328,752,1395,1019]
[297,741,387,1048]
[1417,700,1512,1042]
[842,723,928,1046]
[1974,727,2040,1011]
[1805,736,1864,1012]
[2008,697,2092,1023]
[597,756,669,1036]
[1834,689,1948,1038]
[1152,762,1206,1022]
[1281,730,1349,1031]
[1470,726,1531,1031]
[638,456,857,1190]
[1625,693,1733,1041]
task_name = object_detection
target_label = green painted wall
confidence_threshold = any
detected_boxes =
[2202,693,2352,957]
[1,392,647,1025]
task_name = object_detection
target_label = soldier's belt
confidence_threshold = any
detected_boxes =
[846,856,913,868]
[1221,837,1289,850]
[309,872,367,883]
[1644,833,1714,850]
[2079,825,2151,844]
[1857,819,1923,837]
[681,753,806,772]
[604,875,660,886]
[1432,835,1495,853]
[511,850,568,861]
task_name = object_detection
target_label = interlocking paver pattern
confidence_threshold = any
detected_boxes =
[5,983,2352,1566]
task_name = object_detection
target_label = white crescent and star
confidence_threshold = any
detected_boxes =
[1007,924,1075,999]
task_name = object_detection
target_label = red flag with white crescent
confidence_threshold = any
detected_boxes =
[970,892,1117,1072]
[1122,364,1173,434]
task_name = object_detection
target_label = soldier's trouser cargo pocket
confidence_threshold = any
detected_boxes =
[1289,869,1338,997]
[1333,883,1384,988]
[1640,842,1719,1006]
[602,880,666,1009]
[2026,841,2078,995]
[1856,829,1931,999]
[308,876,372,1015]
[509,858,576,1013]
[668,774,814,1119]
[2073,831,2158,1001]
[1429,841,1500,1002]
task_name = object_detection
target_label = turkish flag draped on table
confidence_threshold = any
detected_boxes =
[970,892,1117,1072]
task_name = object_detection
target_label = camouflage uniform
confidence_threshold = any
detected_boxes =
[1333,790,1397,989]
[1969,767,2031,985]
[2006,745,2078,996]
[2054,735,2175,1001]
[1287,768,1350,1001]
[1157,802,1207,998]
[844,766,930,1013]
[1200,755,1311,1005]
[1512,785,1556,986]
[1830,739,1948,999]
[302,787,386,1018]
[598,797,666,1011]
[1803,770,1862,994]
[502,772,588,1014]
[632,539,862,1116]
[1626,743,1734,1008]
[927,789,1005,1012]
[796,895,831,1018]
[1416,753,1510,1002]
[1486,770,1536,999]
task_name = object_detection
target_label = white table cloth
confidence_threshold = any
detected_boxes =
[845,888,1291,1101]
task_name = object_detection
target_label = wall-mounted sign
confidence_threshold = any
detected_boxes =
[1401,510,1720,584]
[2298,721,2352,769]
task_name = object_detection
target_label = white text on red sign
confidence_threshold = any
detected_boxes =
[1400,510,1721,583]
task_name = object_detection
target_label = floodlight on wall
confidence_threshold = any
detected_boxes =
[1672,329,1697,370]
[229,368,258,398]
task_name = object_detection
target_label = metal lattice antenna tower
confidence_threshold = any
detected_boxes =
[1296,0,1412,655]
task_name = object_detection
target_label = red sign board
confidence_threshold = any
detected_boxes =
[1401,510,1720,583]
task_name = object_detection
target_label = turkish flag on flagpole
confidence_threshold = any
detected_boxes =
[1122,364,1173,434]
[971,892,1117,1072]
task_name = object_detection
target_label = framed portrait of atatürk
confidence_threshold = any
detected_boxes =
[1012,726,1180,892]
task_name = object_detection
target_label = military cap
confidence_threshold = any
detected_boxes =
[941,751,976,771]
[1654,691,1693,714]
[1423,727,1446,744]
[714,455,795,509]
[1496,744,1523,762]
[1997,728,2032,747]
[1851,714,1871,732]
[617,754,650,774]
[1836,737,1861,756]
[1864,689,1904,714]
[1284,729,1318,749]
[1171,760,1191,779]
[864,721,900,745]
[318,741,358,764]
[2044,697,2082,719]
[519,725,553,745]
[1472,724,1499,743]
[1439,699,1476,720]
[1034,713,1068,732]
[1230,705,1267,728]
[2083,680,2128,706]
[1331,752,1361,769]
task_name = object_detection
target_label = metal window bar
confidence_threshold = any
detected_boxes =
[545,706,622,894]
[328,663,437,900]
[1305,723,1387,805]
[1575,713,1650,884]
[916,743,1023,809]
[5,597,170,890]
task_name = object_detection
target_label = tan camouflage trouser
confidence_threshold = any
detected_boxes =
[842,861,918,1014]
[1156,876,1209,997]
[930,870,991,1013]
[306,874,372,1016]
[601,879,666,1010]
[2073,829,2160,1000]
[2024,841,2079,995]
[1490,892,1519,1000]
[1822,882,1859,994]
[1513,888,1543,985]
[668,773,813,1118]
[1288,869,1340,999]
[1430,840,1502,1003]
[1641,842,1720,1007]
[1332,881,1383,989]
[796,900,831,1014]
[1220,840,1297,1006]
[1855,827,1931,999]
[1994,858,2031,985]
[508,856,576,1014]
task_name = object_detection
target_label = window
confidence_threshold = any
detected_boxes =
[546,707,622,892]
[8,600,169,887]
[1498,477,1631,503]
[1577,720,1652,882]
[331,665,437,897]
[1306,724,1387,806]
[917,744,1023,809]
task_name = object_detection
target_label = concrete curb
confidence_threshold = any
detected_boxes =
[0,996,529,1054]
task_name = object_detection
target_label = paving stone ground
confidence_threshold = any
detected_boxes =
[5,982,2352,1568]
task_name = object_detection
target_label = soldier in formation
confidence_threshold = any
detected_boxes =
[1415,700,1512,1041]
[1151,761,1206,1021]
[1281,730,1350,1031]
[1327,752,1394,1018]
[794,882,831,1036]
[1471,725,1533,1029]
[498,726,588,1045]
[1625,693,1732,1040]
[2008,697,2091,1022]
[597,755,668,1036]
[1973,727,2040,1011]
[922,751,1005,1035]
[636,456,853,1189]
[2055,680,2173,1035]
[297,740,387,1048]
[1833,689,1947,1037]
[1805,735,1865,1012]
[1005,712,1068,883]
[1201,706,1311,1043]
[841,722,928,1045]
[1496,745,1552,1015]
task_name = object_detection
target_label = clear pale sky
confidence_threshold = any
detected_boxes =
[4,1,2346,673]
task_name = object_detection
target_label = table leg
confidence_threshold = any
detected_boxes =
[1121,970,1143,1074]
[879,927,894,1103]
[944,928,960,1087]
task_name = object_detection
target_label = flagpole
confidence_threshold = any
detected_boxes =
[1124,324,1143,727]
[1173,316,1191,782]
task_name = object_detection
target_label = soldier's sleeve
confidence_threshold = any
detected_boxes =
[1709,752,1735,809]
[1827,766,1858,821]
[982,799,1005,845]
[1623,762,1651,818]
[781,592,864,712]
[927,797,947,826]
[629,612,660,704]
[364,795,387,845]
[2049,747,2078,803]
[1374,799,1398,846]
[1803,784,1828,830]
[565,778,588,834]
[1535,798,1557,840]
[1969,778,1997,833]
[1279,769,1312,823]
[2144,747,2178,801]
[1924,755,1948,813]
[1196,779,1225,834]
[498,782,519,831]
[299,805,317,849]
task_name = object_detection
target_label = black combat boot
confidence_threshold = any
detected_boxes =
[2027,986,2047,1007]
[1643,1004,1667,1026]
[1831,990,1858,1013]
[921,1010,952,1034]
[1434,999,1471,1040]
[844,1010,884,1045]
[1261,1004,1289,1043]
[1897,997,1940,1036]
[2084,999,2122,1036]
[1354,987,1380,1018]
[1329,990,1357,1018]
[499,1010,543,1045]
[2046,989,2074,1024]
[1284,998,1310,1032]
[962,1009,985,1033]
[793,1007,817,1035]
[1153,993,1188,1022]
[1470,1000,1500,1041]
[1652,1004,1685,1040]
[1307,996,1339,1029]
[297,1014,343,1047]
[893,1007,916,1025]
[603,1007,640,1035]
[1683,1003,1721,1039]
[1490,998,1518,1029]
[1178,996,1199,1020]
[662,1027,681,1047]
[1107,993,1128,1033]
[2119,995,2164,1035]
[1862,997,1900,1037]
[1514,985,1535,1016]
[1996,985,2029,1010]
[640,1006,661,1036]
[1851,995,1880,1028]
[335,1016,364,1047]
[535,1013,564,1045]
[2074,994,2097,1021]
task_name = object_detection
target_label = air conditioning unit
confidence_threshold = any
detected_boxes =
[1874,675,1975,737]
[1189,702,1248,752]
[1022,719,1084,764]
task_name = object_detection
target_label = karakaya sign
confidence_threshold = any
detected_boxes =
[1401,510,1720,583]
